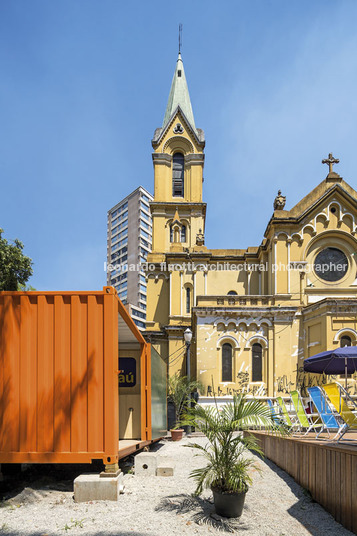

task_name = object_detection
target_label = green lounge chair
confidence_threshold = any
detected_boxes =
[290,390,321,435]
[276,397,298,431]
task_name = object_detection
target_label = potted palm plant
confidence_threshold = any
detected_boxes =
[182,395,283,518]
[167,373,203,441]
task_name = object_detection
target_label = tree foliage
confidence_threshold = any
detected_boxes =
[168,373,203,425]
[0,228,33,291]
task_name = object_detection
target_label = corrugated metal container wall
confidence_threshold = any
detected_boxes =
[0,290,119,464]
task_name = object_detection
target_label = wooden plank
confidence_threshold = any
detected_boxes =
[352,454,357,534]
[330,448,336,519]
[308,445,316,501]
[343,454,352,531]
[324,448,332,517]
[299,443,305,488]
[334,451,341,524]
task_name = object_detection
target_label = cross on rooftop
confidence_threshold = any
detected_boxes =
[322,153,340,174]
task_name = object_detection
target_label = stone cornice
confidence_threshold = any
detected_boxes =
[302,297,357,314]
[185,154,205,165]
[193,306,298,317]
[152,153,172,167]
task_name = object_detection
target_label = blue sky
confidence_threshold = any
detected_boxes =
[1,0,357,290]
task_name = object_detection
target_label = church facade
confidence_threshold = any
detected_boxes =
[145,53,357,397]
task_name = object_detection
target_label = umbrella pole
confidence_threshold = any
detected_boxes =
[345,357,348,390]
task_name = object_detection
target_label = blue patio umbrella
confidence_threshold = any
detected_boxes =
[303,346,357,389]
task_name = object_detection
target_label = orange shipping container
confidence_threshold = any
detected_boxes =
[0,287,156,465]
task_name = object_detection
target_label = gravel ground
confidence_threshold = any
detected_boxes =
[0,436,353,536]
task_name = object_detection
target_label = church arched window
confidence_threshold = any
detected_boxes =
[252,343,262,382]
[172,153,184,197]
[228,290,237,295]
[170,225,174,242]
[186,287,191,314]
[222,343,233,382]
[181,225,186,242]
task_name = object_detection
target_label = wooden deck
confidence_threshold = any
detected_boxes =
[118,438,162,459]
[249,431,357,533]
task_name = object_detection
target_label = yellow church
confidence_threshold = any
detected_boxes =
[145,53,357,398]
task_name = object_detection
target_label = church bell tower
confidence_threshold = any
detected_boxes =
[150,53,206,253]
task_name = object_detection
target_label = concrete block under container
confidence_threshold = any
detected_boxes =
[74,472,124,502]
[156,457,175,477]
[134,452,158,476]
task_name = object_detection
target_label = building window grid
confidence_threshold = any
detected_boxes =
[111,221,128,236]
[132,309,146,320]
[140,230,151,241]
[111,228,128,241]
[140,219,151,231]
[140,210,150,221]
[109,191,153,317]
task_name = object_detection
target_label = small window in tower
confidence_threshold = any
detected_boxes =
[172,153,184,197]
[178,70,182,77]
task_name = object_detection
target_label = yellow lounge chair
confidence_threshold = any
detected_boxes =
[323,382,357,441]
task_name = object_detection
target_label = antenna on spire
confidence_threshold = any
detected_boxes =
[178,23,182,54]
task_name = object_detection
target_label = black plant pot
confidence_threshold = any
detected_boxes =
[212,488,247,518]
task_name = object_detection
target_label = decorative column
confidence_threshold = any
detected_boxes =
[287,237,292,294]
[169,271,172,316]
[180,271,183,316]
[193,270,196,307]
[273,236,278,295]
[299,271,305,305]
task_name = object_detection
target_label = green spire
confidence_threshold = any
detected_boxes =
[163,53,196,131]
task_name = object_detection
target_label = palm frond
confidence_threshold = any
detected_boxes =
[185,394,287,495]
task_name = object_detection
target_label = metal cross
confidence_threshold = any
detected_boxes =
[178,23,182,53]
[322,153,339,174]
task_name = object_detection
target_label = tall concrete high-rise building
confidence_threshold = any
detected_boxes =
[107,186,153,329]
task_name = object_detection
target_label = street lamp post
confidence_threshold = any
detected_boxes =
[184,328,193,435]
